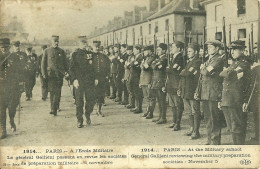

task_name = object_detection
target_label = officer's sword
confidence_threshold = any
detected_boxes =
[245,75,258,112]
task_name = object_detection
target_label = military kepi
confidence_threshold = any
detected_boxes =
[12,41,20,47]
[0,38,10,47]
[51,35,59,40]
[158,43,167,50]
[229,40,246,49]
[205,40,222,47]
[93,40,101,47]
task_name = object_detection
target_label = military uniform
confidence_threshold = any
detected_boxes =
[109,52,117,99]
[220,44,250,145]
[0,39,27,138]
[92,51,110,104]
[37,45,48,100]
[166,51,184,130]
[124,48,136,109]
[118,50,129,105]
[129,51,143,113]
[197,41,224,145]
[25,52,38,100]
[139,46,155,118]
[69,48,95,126]
[150,51,168,124]
[179,52,201,139]
[41,44,68,116]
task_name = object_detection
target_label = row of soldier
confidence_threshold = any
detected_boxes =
[0,36,259,146]
[98,39,259,145]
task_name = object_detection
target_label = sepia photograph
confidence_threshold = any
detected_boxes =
[0,0,259,168]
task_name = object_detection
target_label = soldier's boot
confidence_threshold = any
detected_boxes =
[237,133,245,145]
[173,108,182,131]
[146,106,154,119]
[168,107,177,128]
[142,107,149,117]
[126,96,135,109]
[156,113,167,124]
[232,133,238,145]
[86,113,91,125]
[152,112,161,122]
[136,97,143,114]
[10,118,16,132]
[191,114,201,139]
[185,115,194,136]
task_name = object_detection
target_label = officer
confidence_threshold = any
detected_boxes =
[41,35,69,116]
[92,41,110,116]
[11,41,27,106]
[150,43,168,124]
[195,40,224,145]
[38,45,48,101]
[69,38,95,127]
[124,46,135,109]
[25,46,38,101]
[108,46,117,99]
[219,40,250,145]
[129,45,143,114]
[165,41,185,130]
[139,45,155,118]
[119,44,129,105]
[0,38,27,138]
[178,43,201,139]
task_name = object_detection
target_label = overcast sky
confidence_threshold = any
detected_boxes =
[1,0,148,40]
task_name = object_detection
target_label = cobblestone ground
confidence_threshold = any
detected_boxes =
[0,78,258,146]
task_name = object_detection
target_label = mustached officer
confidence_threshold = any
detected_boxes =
[41,35,69,116]
[69,37,95,127]
[0,38,27,138]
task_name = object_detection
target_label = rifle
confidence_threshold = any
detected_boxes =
[183,22,187,67]
[251,24,255,62]
[154,34,157,56]
[222,17,228,67]
[172,32,175,42]
[126,31,128,45]
[249,34,252,57]
[167,25,170,66]
[196,31,199,44]
[189,31,192,43]
[245,75,258,112]
[133,29,135,47]
[195,26,206,101]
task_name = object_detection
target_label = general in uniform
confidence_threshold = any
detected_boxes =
[220,40,251,145]
[41,35,69,116]
[166,41,185,130]
[69,38,95,127]
[0,38,27,138]
[196,40,224,145]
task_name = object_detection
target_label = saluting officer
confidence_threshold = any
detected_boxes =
[124,46,136,109]
[220,40,251,145]
[139,45,155,118]
[92,41,110,117]
[178,43,201,139]
[195,40,224,145]
[25,46,38,101]
[41,35,69,116]
[0,38,27,139]
[69,38,95,127]
[165,41,185,131]
[150,43,168,124]
[38,45,48,101]
[130,45,143,114]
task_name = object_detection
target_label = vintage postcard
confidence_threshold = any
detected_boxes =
[0,0,259,168]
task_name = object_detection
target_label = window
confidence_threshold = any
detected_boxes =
[149,24,151,34]
[215,32,222,41]
[165,19,169,31]
[215,5,223,22]
[238,29,246,39]
[155,21,159,33]
[184,17,192,31]
[237,0,246,16]
[140,26,143,36]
